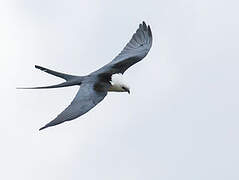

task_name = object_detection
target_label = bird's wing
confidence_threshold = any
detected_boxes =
[39,80,108,130]
[92,21,152,75]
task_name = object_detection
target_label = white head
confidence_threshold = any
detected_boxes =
[108,74,130,94]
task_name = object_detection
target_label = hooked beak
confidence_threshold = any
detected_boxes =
[122,87,130,94]
[126,89,130,94]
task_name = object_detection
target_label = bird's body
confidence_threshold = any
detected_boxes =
[18,22,153,130]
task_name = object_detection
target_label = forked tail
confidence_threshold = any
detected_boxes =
[17,65,83,89]
[17,80,81,89]
[35,65,77,80]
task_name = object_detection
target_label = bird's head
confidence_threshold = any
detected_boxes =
[108,74,130,94]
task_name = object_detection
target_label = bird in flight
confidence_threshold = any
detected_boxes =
[18,22,153,130]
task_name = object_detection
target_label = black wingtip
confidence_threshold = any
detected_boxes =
[142,21,147,31]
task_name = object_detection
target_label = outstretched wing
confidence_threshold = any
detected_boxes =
[39,81,108,130]
[92,21,152,75]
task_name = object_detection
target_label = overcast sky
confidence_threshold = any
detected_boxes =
[1,0,239,179]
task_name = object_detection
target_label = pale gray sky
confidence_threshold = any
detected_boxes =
[1,0,239,179]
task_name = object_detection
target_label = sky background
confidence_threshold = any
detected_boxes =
[1,0,239,179]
